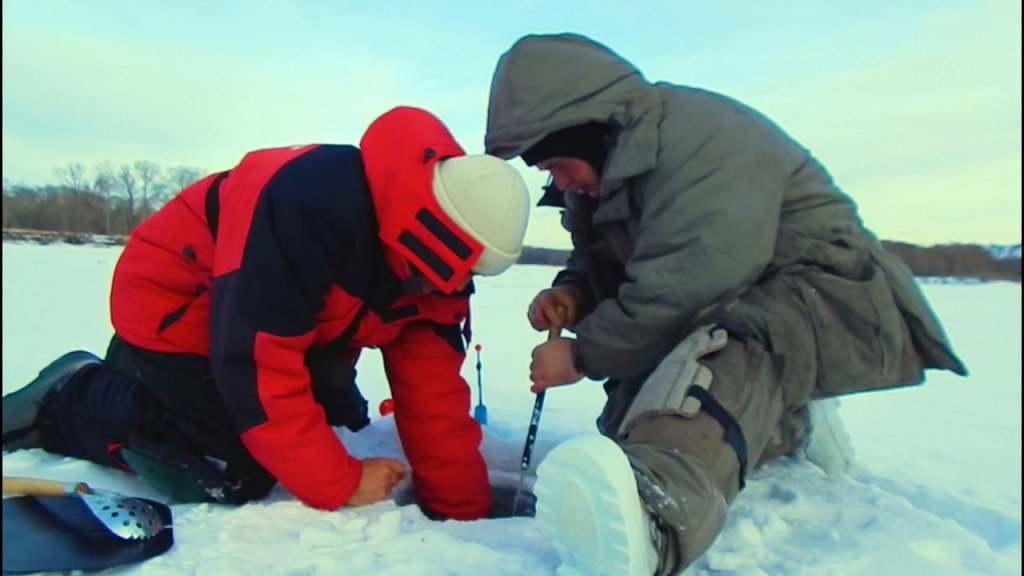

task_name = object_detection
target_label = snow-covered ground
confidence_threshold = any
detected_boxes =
[2,242,1021,575]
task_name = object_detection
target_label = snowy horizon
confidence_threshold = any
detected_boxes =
[2,242,1021,575]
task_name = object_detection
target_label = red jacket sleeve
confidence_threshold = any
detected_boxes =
[209,145,370,510]
[238,331,363,510]
[381,321,491,519]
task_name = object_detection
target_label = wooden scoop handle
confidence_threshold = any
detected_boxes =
[548,304,567,340]
[2,476,87,496]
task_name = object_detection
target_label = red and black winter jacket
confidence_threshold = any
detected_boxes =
[110,108,491,519]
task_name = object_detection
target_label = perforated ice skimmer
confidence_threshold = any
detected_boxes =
[2,476,166,540]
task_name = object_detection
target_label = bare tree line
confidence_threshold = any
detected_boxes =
[3,161,205,236]
[3,162,1019,282]
[519,244,1021,282]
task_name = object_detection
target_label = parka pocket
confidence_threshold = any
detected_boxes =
[797,265,906,396]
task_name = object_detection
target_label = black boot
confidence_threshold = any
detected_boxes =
[2,350,101,451]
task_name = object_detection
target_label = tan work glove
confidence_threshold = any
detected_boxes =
[527,285,581,331]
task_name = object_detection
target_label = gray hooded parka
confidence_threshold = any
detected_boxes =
[485,34,965,406]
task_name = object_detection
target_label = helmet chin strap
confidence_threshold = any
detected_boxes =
[401,274,432,294]
[401,263,471,295]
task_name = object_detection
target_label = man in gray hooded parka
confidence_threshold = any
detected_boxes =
[486,33,966,575]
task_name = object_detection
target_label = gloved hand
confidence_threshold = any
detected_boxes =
[527,285,581,331]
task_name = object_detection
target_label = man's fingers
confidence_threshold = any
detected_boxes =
[530,288,574,331]
[528,309,548,330]
[545,302,569,327]
[543,306,560,326]
[528,299,552,330]
[529,359,545,393]
[384,460,406,487]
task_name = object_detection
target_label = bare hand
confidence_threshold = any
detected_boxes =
[529,337,584,393]
[347,457,406,506]
[527,286,579,331]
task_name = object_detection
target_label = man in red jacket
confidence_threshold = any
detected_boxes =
[2,107,531,520]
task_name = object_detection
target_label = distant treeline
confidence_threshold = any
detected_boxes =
[3,228,1019,283]
[3,161,204,236]
[520,244,1021,282]
[2,167,1019,282]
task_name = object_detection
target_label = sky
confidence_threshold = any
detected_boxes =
[2,242,1021,575]
[2,0,1021,248]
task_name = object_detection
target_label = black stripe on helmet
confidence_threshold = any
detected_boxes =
[415,208,473,261]
[398,230,454,281]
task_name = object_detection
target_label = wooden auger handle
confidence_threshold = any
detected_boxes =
[2,476,87,496]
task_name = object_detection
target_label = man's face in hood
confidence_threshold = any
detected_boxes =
[536,156,601,199]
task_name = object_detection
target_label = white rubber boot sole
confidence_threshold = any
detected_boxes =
[535,434,655,576]
[804,398,856,475]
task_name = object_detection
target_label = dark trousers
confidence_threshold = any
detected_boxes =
[40,335,369,503]
[39,359,152,467]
